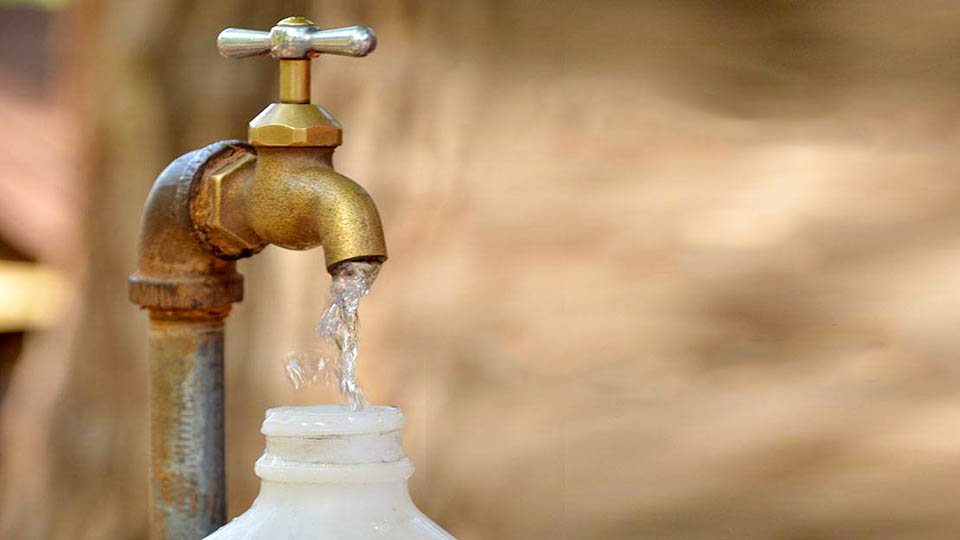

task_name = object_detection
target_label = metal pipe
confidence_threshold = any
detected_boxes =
[148,308,227,539]
[130,142,243,540]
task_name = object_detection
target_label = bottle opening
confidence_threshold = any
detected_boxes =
[262,405,405,437]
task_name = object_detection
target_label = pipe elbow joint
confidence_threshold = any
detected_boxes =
[129,141,246,311]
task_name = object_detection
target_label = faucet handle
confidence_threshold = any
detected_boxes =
[218,17,374,144]
[218,17,376,59]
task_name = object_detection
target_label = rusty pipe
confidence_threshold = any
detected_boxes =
[129,141,241,540]
[129,141,245,311]
[148,309,227,539]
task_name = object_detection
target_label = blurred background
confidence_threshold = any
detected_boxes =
[3,0,960,538]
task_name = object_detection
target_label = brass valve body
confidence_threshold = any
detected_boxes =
[190,144,386,268]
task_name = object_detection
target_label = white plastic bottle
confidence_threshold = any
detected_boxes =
[205,405,455,539]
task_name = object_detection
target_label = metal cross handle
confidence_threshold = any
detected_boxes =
[218,16,377,60]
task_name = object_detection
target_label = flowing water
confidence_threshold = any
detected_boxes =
[283,260,381,410]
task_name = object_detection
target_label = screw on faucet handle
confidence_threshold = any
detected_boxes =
[217,16,377,60]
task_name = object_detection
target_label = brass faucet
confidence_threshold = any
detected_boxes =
[128,17,385,540]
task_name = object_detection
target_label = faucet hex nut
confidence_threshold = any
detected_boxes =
[190,145,268,259]
[248,103,342,147]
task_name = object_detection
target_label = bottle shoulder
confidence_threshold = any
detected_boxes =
[205,493,455,540]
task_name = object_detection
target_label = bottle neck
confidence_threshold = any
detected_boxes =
[257,478,412,502]
[254,405,413,485]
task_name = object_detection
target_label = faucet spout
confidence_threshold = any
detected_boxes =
[243,147,387,268]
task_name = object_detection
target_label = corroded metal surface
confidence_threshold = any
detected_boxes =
[189,145,265,259]
[129,141,247,310]
[129,142,241,540]
[149,308,227,540]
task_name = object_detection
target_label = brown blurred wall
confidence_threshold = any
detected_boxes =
[4,1,960,539]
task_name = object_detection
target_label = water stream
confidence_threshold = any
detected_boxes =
[283,260,381,410]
